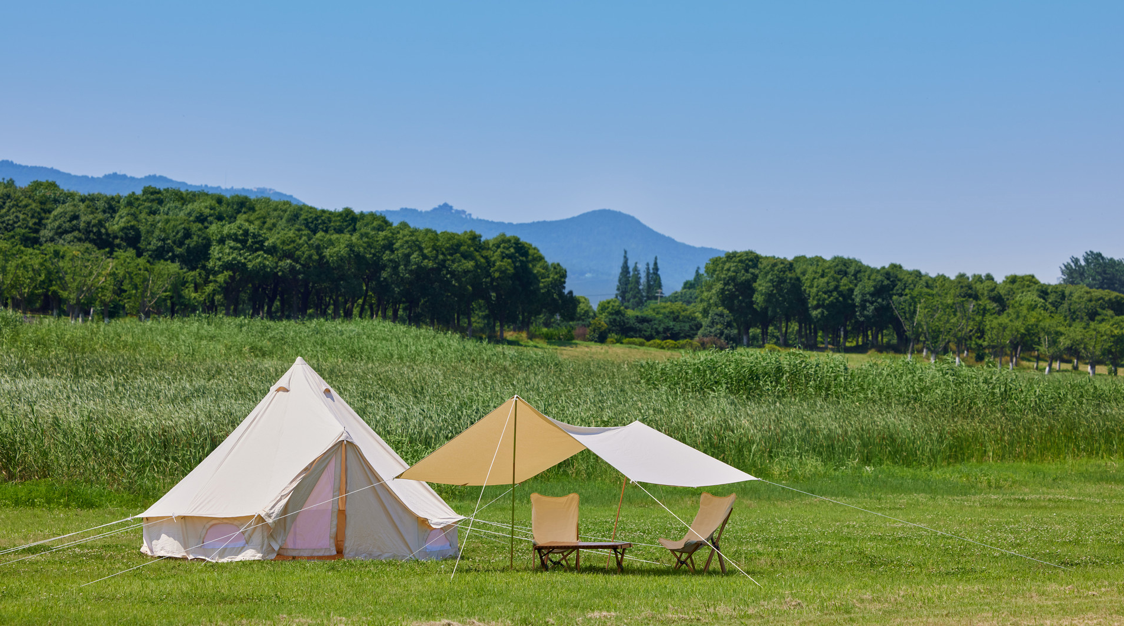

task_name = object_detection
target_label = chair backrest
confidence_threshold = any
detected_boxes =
[684,493,736,543]
[530,493,579,544]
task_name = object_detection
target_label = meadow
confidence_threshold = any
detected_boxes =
[1,315,1123,624]
[3,314,1124,491]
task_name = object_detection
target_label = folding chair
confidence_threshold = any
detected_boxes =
[658,493,736,573]
[530,493,581,570]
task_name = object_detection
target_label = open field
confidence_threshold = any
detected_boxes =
[2,463,1123,624]
[3,317,1124,491]
[1,317,1124,623]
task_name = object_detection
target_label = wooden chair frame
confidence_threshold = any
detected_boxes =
[534,544,581,571]
[665,507,732,574]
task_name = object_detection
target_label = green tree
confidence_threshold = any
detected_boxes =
[650,257,663,301]
[47,244,114,321]
[803,257,860,351]
[482,234,540,340]
[40,201,113,250]
[626,263,643,310]
[1035,313,1067,374]
[615,250,630,304]
[117,252,180,320]
[1061,251,1124,294]
[704,250,761,347]
[6,246,44,314]
[754,257,803,346]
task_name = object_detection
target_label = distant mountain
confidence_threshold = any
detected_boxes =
[0,160,304,204]
[378,204,725,304]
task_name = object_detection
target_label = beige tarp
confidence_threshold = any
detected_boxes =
[399,396,756,488]
[140,357,462,561]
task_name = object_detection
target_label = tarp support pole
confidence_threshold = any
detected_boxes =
[336,442,348,556]
[510,398,518,570]
[606,476,627,569]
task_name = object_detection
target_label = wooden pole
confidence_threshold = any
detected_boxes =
[606,476,626,569]
[510,397,518,570]
[335,442,347,557]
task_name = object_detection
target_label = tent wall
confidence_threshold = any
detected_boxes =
[142,441,459,561]
[344,442,459,560]
[141,514,267,562]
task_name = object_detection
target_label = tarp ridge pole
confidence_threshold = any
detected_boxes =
[510,397,518,570]
[606,476,627,569]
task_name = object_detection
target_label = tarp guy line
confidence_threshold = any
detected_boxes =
[760,480,1068,570]
[2,523,145,567]
[450,399,514,580]
[0,516,136,557]
[633,482,762,587]
[400,486,516,562]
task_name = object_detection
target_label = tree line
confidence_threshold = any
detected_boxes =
[0,180,579,337]
[595,250,1124,375]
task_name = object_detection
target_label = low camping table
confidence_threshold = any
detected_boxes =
[534,541,633,572]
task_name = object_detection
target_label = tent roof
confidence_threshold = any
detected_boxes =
[398,396,757,488]
[141,358,462,527]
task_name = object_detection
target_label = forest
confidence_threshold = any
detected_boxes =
[3,178,1124,373]
[597,249,1124,375]
[0,180,577,337]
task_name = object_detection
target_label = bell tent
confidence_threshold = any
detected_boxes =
[139,357,462,562]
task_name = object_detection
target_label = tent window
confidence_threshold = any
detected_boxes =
[202,524,247,549]
[282,457,336,550]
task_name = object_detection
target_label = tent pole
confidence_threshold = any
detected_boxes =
[510,397,518,570]
[606,476,626,568]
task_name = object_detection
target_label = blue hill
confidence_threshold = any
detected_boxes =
[378,204,725,304]
[0,160,304,204]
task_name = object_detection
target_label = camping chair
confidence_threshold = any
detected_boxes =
[530,493,581,570]
[658,493,736,573]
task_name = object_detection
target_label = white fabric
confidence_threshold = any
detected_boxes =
[282,457,335,550]
[202,524,247,548]
[400,396,756,488]
[141,357,462,561]
[141,515,268,562]
[550,419,758,487]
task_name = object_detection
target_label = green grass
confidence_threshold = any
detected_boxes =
[2,462,1123,624]
[3,316,1124,623]
[4,316,1124,492]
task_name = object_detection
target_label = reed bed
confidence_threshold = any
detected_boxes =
[1,314,1122,492]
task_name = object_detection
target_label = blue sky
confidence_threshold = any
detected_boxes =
[2,1,1120,282]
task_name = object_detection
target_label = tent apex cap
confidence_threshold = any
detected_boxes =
[295,357,306,364]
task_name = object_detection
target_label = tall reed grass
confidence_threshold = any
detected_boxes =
[1,313,1122,492]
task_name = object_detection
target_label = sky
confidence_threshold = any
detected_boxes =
[2,1,1121,283]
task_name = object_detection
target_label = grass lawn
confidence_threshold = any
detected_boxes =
[2,461,1122,625]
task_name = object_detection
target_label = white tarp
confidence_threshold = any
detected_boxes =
[549,418,757,488]
[400,396,757,488]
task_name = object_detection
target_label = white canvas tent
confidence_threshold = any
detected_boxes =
[139,357,462,562]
